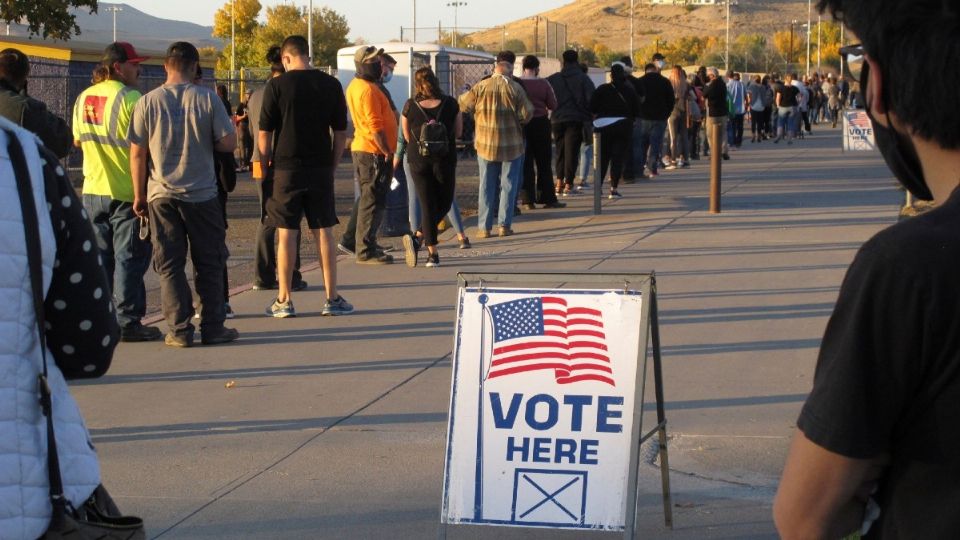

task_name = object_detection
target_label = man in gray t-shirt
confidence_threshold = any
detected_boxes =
[129,41,238,347]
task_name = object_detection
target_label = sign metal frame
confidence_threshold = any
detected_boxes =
[440,271,673,539]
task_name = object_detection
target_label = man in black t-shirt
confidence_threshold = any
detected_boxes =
[774,73,800,144]
[258,35,352,318]
[774,1,960,538]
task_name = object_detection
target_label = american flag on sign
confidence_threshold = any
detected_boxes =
[847,112,872,129]
[485,296,615,386]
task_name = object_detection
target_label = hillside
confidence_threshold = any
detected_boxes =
[4,3,219,51]
[470,0,817,60]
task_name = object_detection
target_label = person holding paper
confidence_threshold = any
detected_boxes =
[589,63,637,199]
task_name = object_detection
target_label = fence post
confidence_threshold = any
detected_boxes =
[709,119,722,214]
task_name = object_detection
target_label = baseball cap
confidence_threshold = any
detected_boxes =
[166,41,200,63]
[354,46,384,64]
[103,42,149,64]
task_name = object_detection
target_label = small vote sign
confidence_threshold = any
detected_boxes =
[441,288,645,531]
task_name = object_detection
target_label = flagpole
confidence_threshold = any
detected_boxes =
[475,294,489,521]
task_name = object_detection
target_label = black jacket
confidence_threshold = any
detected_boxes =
[635,72,675,122]
[0,79,72,158]
[590,80,638,123]
[546,65,595,123]
[704,78,729,118]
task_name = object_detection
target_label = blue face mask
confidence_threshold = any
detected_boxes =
[382,71,393,84]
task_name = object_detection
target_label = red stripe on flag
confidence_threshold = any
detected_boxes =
[488,362,570,378]
[568,307,602,317]
[569,340,608,351]
[556,373,617,386]
[492,351,571,366]
[568,329,605,339]
[494,340,567,355]
[567,318,603,327]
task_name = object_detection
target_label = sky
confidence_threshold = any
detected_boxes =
[119,0,570,43]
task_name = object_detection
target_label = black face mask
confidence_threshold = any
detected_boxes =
[357,61,382,82]
[861,61,934,200]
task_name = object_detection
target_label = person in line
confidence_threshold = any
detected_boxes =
[235,89,252,172]
[687,73,706,160]
[216,83,232,116]
[589,62,637,199]
[248,46,307,292]
[0,48,72,158]
[575,62,596,189]
[773,73,800,145]
[129,41,238,347]
[746,74,766,143]
[344,46,399,264]
[519,55,564,210]
[258,35,352,318]
[634,61,675,177]
[823,73,842,128]
[664,65,691,169]
[401,67,462,268]
[459,51,533,238]
[547,49,594,196]
[761,75,776,139]
[703,67,730,160]
[0,116,119,540]
[73,42,160,343]
[338,52,404,260]
[726,70,746,148]
[775,0,960,537]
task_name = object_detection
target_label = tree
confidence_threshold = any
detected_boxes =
[0,0,97,40]
[250,4,350,69]
[213,0,262,72]
[503,38,527,54]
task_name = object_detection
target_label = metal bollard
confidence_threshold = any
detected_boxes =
[709,119,722,214]
[593,130,602,215]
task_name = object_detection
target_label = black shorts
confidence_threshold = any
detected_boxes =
[265,166,338,230]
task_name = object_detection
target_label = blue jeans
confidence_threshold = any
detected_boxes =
[635,119,667,174]
[477,155,523,231]
[577,141,593,183]
[777,107,795,139]
[82,195,151,328]
[405,155,465,235]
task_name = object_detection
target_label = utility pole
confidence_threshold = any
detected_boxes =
[839,24,845,78]
[106,6,122,42]
[806,0,812,76]
[725,0,731,73]
[816,15,821,74]
[446,2,466,48]
[533,16,539,55]
[308,0,313,63]
[790,20,796,73]
[413,0,417,42]
[629,0,634,65]
[230,0,235,83]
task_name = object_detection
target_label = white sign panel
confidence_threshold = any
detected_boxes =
[843,109,876,151]
[441,287,645,531]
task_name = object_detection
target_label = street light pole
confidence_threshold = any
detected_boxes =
[816,15,821,74]
[307,0,313,63]
[725,0,731,73]
[446,2,466,48]
[629,0,634,65]
[413,0,417,42]
[790,20,796,73]
[106,6,122,42]
[806,0,812,75]
[230,0,235,82]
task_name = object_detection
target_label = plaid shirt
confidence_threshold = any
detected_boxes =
[458,74,533,162]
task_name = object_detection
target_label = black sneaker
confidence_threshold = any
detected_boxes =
[120,324,162,342]
[357,252,394,265]
[292,280,309,292]
[542,201,567,209]
[252,281,277,291]
[425,253,440,268]
[201,326,240,345]
[337,243,355,256]
[402,233,418,268]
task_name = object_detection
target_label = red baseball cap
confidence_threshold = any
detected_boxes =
[103,42,149,64]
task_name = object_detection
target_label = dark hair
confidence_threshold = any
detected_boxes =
[619,55,633,68]
[562,49,579,65]
[266,45,284,75]
[496,50,516,64]
[610,64,626,84]
[165,41,199,73]
[522,55,540,70]
[281,35,309,58]
[652,52,665,61]
[644,63,657,72]
[579,62,589,74]
[818,0,960,148]
[0,48,30,87]
[413,67,442,101]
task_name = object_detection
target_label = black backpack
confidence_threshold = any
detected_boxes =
[414,99,449,158]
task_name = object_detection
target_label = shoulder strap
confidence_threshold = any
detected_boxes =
[5,128,69,524]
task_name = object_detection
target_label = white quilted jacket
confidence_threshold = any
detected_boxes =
[0,118,100,540]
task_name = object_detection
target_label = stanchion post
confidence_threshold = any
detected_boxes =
[593,130,602,215]
[709,119,722,214]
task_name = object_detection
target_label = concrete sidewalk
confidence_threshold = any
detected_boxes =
[71,125,901,539]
